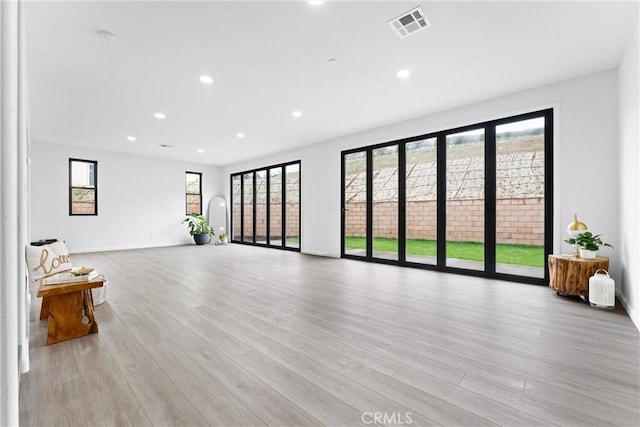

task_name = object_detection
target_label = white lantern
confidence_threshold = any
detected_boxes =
[589,269,615,309]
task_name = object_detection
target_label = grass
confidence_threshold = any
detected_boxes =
[345,237,544,267]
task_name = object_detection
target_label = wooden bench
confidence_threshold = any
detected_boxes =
[38,278,105,345]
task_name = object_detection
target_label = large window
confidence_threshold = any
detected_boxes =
[185,172,202,215]
[231,160,301,251]
[69,158,97,216]
[341,109,552,285]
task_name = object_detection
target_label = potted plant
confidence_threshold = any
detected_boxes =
[215,233,228,245]
[182,213,214,245]
[564,231,613,259]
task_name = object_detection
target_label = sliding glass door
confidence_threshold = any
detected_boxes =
[285,163,300,249]
[232,175,242,241]
[445,128,485,271]
[495,116,546,278]
[242,173,254,243]
[343,151,367,257]
[231,161,301,252]
[405,138,437,265]
[341,109,552,285]
[372,146,399,260]
[269,167,283,246]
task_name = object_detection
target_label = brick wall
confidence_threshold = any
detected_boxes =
[186,203,201,215]
[234,198,543,245]
[71,202,95,215]
[232,203,300,240]
[345,197,544,245]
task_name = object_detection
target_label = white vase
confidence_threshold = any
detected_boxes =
[579,248,597,259]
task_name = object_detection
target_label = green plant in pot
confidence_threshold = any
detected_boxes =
[182,213,215,245]
[564,231,613,259]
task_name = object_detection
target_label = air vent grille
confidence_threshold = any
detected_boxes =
[388,6,430,38]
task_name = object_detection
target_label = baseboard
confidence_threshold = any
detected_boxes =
[301,249,340,259]
[617,290,640,333]
[69,242,189,254]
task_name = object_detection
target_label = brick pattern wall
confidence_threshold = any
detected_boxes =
[345,197,544,245]
[496,198,544,245]
[186,202,201,215]
[71,201,95,215]
[232,203,300,240]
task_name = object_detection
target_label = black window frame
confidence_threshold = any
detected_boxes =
[341,108,553,286]
[69,158,98,216]
[230,160,301,252]
[185,171,203,215]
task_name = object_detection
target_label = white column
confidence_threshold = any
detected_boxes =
[18,0,30,375]
[0,0,23,425]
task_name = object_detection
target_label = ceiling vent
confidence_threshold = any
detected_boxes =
[388,6,430,38]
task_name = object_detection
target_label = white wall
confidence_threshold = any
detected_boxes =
[223,70,621,277]
[618,21,640,331]
[30,141,223,253]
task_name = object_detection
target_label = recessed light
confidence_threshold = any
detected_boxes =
[197,149,205,153]
[126,136,136,141]
[397,69,411,79]
[308,1,325,5]
[329,58,337,64]
[236,133,245,139]
[199,75,213,85]
[154,112,166,119]
[292,110,302,118]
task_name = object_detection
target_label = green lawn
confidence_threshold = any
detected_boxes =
[345,237,544,267]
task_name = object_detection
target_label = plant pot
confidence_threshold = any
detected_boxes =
[579,248,597,259]
[193,233,211,245]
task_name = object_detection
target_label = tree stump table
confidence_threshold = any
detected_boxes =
[548,254,609,297]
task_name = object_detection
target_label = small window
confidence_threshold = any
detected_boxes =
[186,172,202,215]
[69,158,98,216]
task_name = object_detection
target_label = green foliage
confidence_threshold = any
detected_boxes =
[345,237,545,267]
[182,213,214,236]
[564,231,613,252]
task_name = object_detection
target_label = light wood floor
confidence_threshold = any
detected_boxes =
[20,244,640,426]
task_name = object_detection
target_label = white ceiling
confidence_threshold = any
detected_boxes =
[26,1,639,167]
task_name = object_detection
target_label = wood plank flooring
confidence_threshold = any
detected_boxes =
[19,244,640,426]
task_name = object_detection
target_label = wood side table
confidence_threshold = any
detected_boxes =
[38,278,104,345]
[548,254,609,297]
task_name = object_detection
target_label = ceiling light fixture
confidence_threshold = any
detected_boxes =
[199,75,213,85]
[160,144,173,148]
[308,1,325,5]
[292,110,302,118]
[236,133,245,139]
[197,149,205,153]
[397,69,411,79]
[126,136,136,141]
[154,112,166,119]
